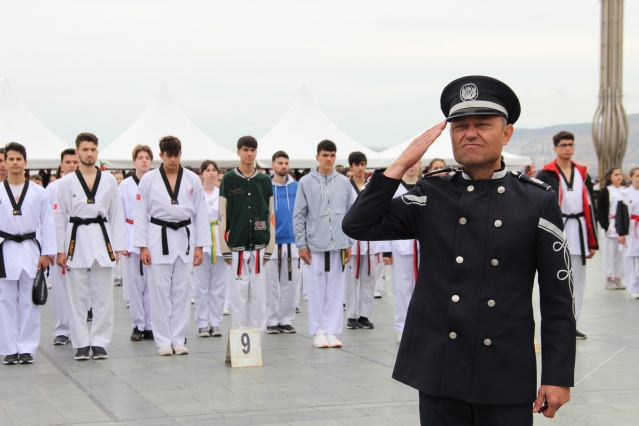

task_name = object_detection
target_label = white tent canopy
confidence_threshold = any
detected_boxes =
[257,87,389,169]
[101,85,237,170]
[380,131,532,168]
[0,79,72,169]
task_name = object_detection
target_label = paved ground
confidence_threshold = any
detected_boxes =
[2,253,639,426]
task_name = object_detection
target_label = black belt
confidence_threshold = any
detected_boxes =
[0,231,40,278]
[68,216,115,262]
[150,217,191,256]
[324,249,348,273]
[563,212,586,266]
[278,244,293,281]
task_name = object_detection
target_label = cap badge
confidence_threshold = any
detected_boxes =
[460,83,478,101]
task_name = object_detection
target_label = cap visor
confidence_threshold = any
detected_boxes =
[446,107,507,122]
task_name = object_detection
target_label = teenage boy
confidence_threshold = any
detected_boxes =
[265,151,300,334]
[135,136,210,356]
[293,140,354,348]
[120,145,154,341]
[47,148,79,345]
[219,136,275,333]
[55,132,124,361]
[1,142,56,365]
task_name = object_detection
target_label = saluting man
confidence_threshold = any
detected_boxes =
[343,76,576,425]
[54,132,124,361]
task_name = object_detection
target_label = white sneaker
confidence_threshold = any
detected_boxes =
[397,333,402,344]
[630,293,639,299]
[326,334,342,348]
[172,345,189,355]
[223,308,230,315]
[313,331,330,348]
[303,294,309,301]
[198,327,210,337]
[158,346,172,356]
[374,291,382,299]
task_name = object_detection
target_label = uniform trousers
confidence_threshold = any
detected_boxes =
[66,262,114,348]
[230,250,267,331]
[391,253,417,333]
[623,255,639,295]
[124,252,151,331]
[374,254,384,293]
[0,270,41,355]
[148,259,192,348]
[50,264,70,338]
[419,392,532,426]
[344,252,376,319]
[602,236,624,279]
[266,246,300,327]
[304,250,345,335]
[194,253,227,328]
[571,255,586,322]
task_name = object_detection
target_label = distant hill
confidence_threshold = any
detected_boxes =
[507,113,639,178]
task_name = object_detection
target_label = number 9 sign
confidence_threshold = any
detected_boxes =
[226,327,262,368]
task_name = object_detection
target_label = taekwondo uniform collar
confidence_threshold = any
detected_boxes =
[460,161,507,181]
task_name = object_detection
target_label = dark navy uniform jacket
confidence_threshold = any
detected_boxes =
[342,167,576,405]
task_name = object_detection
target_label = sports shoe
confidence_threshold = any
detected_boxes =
[53,335,70,345]
[158,346,172,356]
[131,326,144,341]
[266,326,280,334]
[605,279,617,290]
[74,346,91,360]
[346,318,359,329]
[358,317,374,329]
[18,353,34,364]
[630,293,639,299]
[191,297,195,305]
[198,327,211,337]
[3,354,18,365]
[397,333,402,344]
[616,281,626,290]
[295,307,300,313]
[374,291,382,299]
[313,331,330,348]
[279,325,296,334]
[223,307,230,315]
[143,330,154,340]
[91,346,108,359]
[87,308,93,321]
[210,326,222,337]
[172,345,189,355]
[114,278,122,286]
[326,334,342,348]
[576,330,587,340]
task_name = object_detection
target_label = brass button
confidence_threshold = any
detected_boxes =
[467,185,475,192]
[456,256,464,264]
[484,339,492,346]
[459,217,467,225]
[491,259,499,266]
[449,332,457,339]
[497,186,505,194]
[451,295,460,303]
[487,299,496,307]
[494,220,502,228]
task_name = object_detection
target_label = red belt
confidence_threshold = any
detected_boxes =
[631,215,639,238]
[126,218,134,225]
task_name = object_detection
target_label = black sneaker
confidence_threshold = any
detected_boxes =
[143,330,154,340]
[266,326,280,334]
[18,353,33,364]
[3,354,18,365]
[279,325,296,334]
[53,335,70,345]
[358,317,374,329]
[295,307,300,313]
[131,326,143,341]
[74,346,91,360]
[576,330,587,340]
[87,308,93,321]
[346,318,359,329]
[91,346,108,359]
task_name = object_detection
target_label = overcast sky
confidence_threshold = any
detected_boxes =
[0,0,637,151]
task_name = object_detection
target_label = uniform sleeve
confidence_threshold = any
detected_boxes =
[264,187,275,260]
[615,198,629,236]
[293,179,309,250]
[218,175,231,259]
[39,190,56,256]
[535,191,576,387]
[133,176,149,249]
[54,181,69,254]
[108,179,125,252]
[192,179,212,249]
[342,171,423,242]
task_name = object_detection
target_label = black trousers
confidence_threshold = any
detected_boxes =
[419,391,532,426]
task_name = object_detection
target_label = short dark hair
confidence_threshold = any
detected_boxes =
[159,136,181,156]
[200,160,219,174]
[132,144,154,161]
[317,139,337,154]
[237,136,258,150]
[60,148,76,163]
[552,131,575,146]
[4,142,27,161]
[75,132,98,149]
[0,147,4,156]
[348,151,367,167]
[29,174,43,183]
[272,150,289,162]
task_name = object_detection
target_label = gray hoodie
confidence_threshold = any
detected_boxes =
[293,167,354,252]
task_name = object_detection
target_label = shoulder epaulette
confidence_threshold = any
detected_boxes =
[510,170,552,191]
[421,167,460,179]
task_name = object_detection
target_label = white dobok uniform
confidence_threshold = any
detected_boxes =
[603,185,624,279]
[620,186,639,295]
[134,167,210,348]
[119,175,151,332]
[54,170,124,349]
[193,188,228,330]
[0,181,56,355]
[266,242,300,328]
